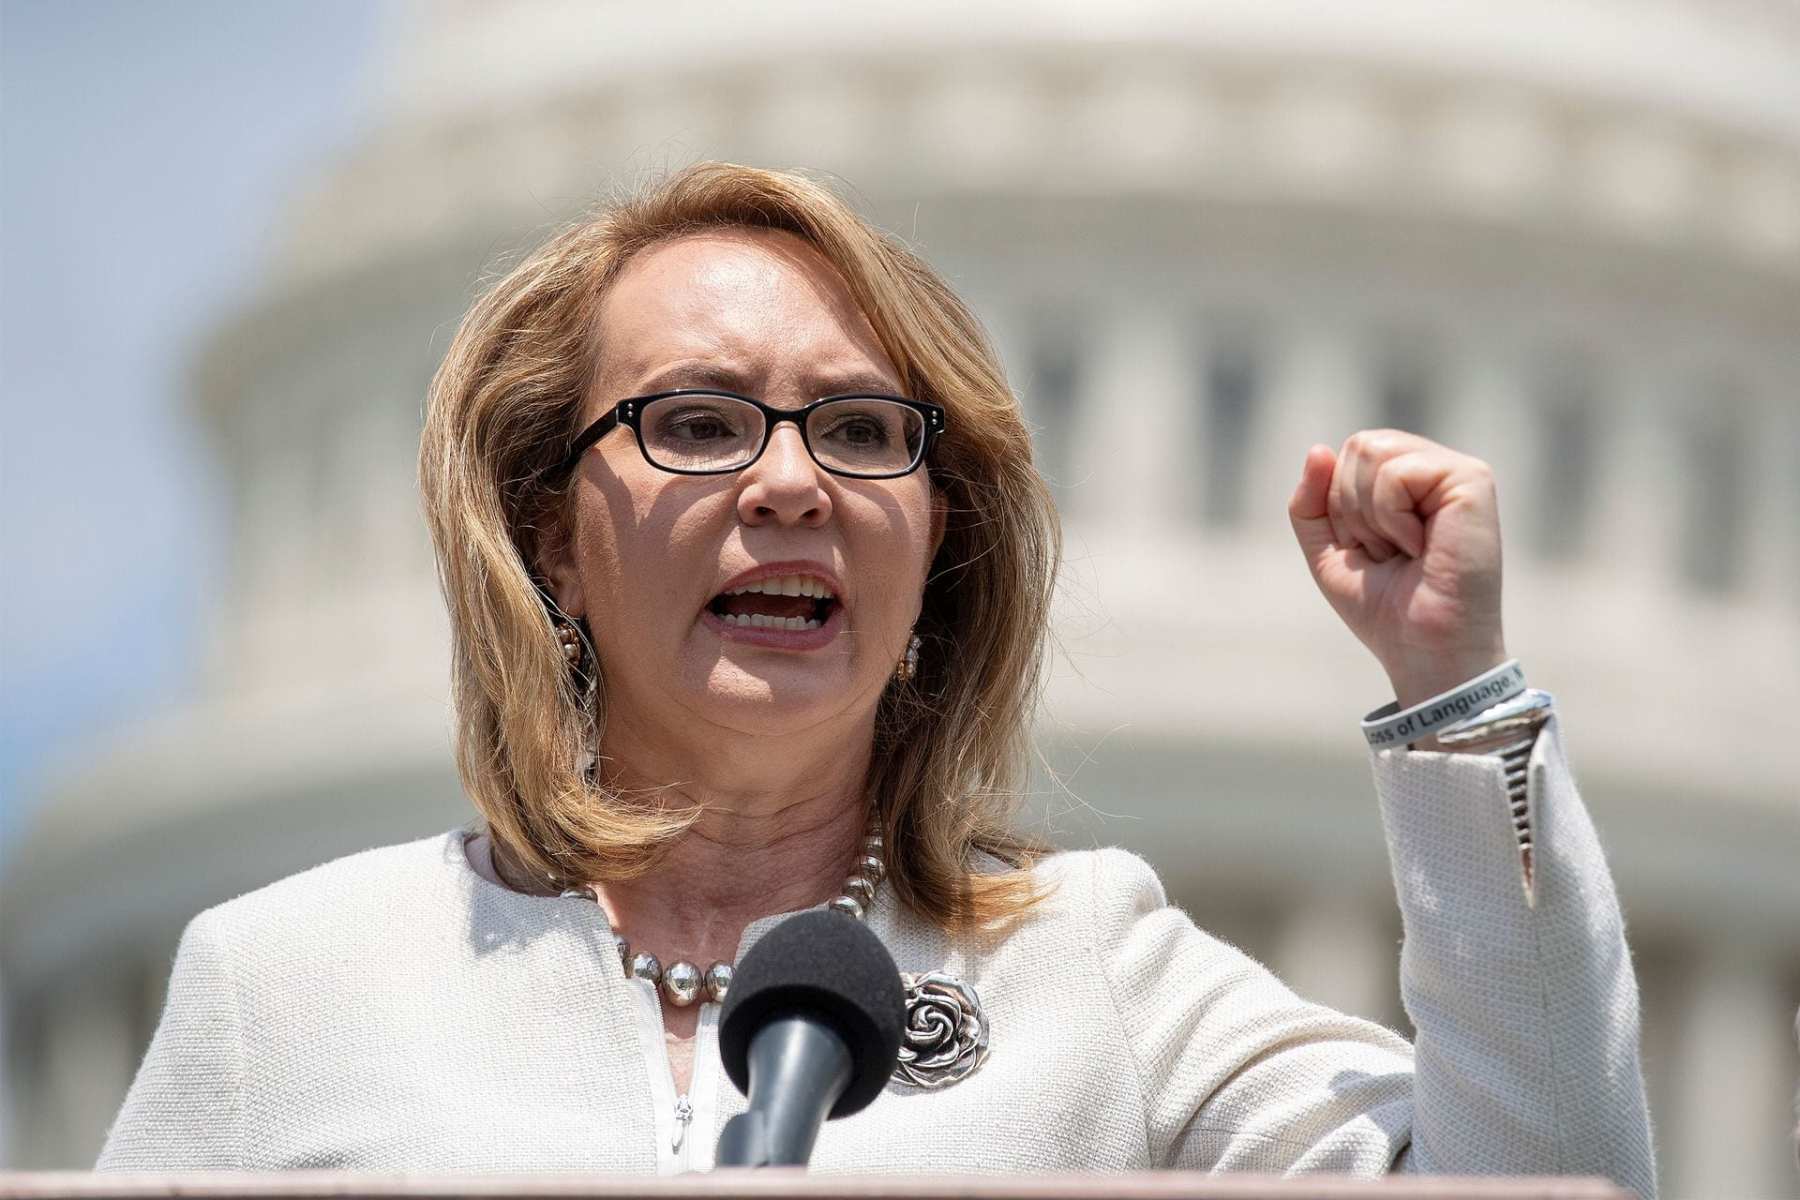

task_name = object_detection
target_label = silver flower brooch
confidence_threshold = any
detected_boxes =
[891,971,990,1089]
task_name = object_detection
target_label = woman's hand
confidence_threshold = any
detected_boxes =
[1288,430,1508,710]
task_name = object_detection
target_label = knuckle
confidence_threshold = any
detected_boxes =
[1365,430,1413,458]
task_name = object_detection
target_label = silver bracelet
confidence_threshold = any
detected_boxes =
[1436,688,1556,869]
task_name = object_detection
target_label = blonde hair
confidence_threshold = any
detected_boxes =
[418,163,1060,929]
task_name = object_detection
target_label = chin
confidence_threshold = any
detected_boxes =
[683,657,875,737]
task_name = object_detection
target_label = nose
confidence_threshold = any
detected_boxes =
[736,421,832,528]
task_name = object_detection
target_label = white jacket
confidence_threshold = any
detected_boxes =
[96,717,1655,1196]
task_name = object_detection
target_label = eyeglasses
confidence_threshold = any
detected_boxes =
[553,389,946,481]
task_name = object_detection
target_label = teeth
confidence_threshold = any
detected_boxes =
[718,612,824,631]
[724,575,836,601]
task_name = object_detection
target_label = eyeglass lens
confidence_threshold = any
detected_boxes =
[639,394,926,475]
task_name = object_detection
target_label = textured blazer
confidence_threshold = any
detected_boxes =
[96,718,1655,1196]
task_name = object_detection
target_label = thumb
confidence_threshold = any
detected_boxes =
[1287,444,1337,572]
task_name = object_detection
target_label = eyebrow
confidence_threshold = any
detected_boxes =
[631,361,904,397]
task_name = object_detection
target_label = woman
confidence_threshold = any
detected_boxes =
[97,163,1654,1192]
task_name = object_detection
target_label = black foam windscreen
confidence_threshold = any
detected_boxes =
[719,908,906,1118]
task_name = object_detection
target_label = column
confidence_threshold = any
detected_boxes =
[1192,314,1264,530]
[1665,946,1798,1198]
[1077,299,1194,534]
[1589,359,1685,588]
[972,297,1058,498]
[1742,387,1800,612]
[1249,315,1370,526]
[1006,305,1084,515]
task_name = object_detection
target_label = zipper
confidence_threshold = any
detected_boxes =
[626,971,722,1173]
[689,1002,722,1171]
[627,978,684,1174]
[668,1006,722,1171]
[596,899,733,1173]
[672,1094,694,1159]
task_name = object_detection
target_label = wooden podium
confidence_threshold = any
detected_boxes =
[0,1174,1638,1200]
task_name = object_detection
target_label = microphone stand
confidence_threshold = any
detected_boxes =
[715,1016,854,1167]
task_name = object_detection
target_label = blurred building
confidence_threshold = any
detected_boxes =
[4,0,1797,1191]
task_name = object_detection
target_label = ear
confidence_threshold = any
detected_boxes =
[538,515,587,621]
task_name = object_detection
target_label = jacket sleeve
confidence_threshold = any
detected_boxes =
[1096,714,1654,1196]
[1373,714,1655,1196]
[96,909,246,1170]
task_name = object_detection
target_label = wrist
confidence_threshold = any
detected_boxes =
[1384,645,1509,711]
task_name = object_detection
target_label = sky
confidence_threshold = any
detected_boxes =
[0,0,386,858]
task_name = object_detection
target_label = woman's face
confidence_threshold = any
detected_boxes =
[548,228,943,742]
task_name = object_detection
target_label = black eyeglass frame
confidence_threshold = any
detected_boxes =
[552,388,947,481]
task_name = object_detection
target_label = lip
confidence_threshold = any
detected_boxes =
[712,559,845,603]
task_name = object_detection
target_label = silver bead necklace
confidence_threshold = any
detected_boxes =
[557,824,886,1009]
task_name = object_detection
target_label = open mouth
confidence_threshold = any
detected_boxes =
[705,574,840,632]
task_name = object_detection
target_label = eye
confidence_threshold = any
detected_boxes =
[818,413,893,447]
[659,407,743,442]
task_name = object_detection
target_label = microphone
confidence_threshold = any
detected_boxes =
[715,908,905,1167]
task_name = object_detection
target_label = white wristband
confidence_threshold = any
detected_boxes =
[1360,659,1527,750]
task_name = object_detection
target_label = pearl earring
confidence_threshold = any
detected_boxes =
[554,619,589,670]
[894,633,921,683]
